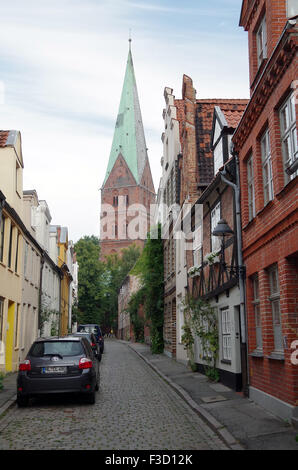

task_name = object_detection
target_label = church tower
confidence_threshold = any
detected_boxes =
[100,42,156,259]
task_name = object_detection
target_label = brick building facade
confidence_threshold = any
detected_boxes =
[233,0,298,422]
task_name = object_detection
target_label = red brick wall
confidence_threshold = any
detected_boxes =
[242,0,288,92]
[101,154,156,260]
[237,1,298,407]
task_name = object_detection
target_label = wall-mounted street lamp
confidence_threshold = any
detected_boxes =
[212,219,234,279]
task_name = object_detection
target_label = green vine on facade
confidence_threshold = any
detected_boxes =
[182,296,219,381]
[131,224,164,354]
[39,305,60,337]
[126,288,146,342]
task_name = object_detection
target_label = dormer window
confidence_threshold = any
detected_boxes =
[212,108,230,176]
[213,139,224,175]
[256,15,267,67]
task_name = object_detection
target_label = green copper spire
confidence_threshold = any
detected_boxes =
[103,44,147,185]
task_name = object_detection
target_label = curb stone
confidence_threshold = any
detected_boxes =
[127,343,244,450]
[0,394,17,419]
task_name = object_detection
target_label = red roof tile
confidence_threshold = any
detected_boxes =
[0,131,9,147]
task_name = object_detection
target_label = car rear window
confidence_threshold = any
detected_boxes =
[72,333,92,344]
[30,341,84,357]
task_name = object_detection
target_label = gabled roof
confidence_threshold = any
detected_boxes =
[0,130,24,168]
[103,47,148,186]
[211,101,248,137]
[0,131,9,147]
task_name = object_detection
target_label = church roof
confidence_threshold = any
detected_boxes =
[103,46,148,185]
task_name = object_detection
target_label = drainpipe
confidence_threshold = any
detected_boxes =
[219,150,249,396]
[58,271,63,337]
[0,192,5,230]
[38,253,45,336]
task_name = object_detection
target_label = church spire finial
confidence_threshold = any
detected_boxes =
[128,29,132,51]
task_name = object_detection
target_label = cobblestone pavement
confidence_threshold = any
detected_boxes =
[0,340,228,450]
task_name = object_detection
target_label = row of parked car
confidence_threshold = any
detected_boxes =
[16,324,105,407]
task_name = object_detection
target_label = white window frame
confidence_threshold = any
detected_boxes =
[213,139,223,176]
[261,129,274,205]
[280,93,297,182]
[202,317,212,359]
[211,202,221,252]
[257,15,267,67]
[252,275,262,350]
[287,0,298,18]
[221,307,232,361]
[193,225,202,266]
[247,154,255,220]
[268,265,283,353]
[178,302,184,344]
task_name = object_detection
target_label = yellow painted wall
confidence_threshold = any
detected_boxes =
[0,214,23,372]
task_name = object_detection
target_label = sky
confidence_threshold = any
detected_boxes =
[0,0,249,243]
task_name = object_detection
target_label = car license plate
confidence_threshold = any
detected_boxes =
[42,367,67,374]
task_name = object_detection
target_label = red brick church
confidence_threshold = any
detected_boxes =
[100,43,156,260]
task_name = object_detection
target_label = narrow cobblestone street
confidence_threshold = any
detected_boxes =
[0,340,228,450]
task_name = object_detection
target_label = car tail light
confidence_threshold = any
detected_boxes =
[19,360,31,371]
[91,342,96,347]
[79,358,92,369]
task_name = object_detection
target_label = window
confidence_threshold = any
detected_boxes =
[213,139,223,176]
[211,202,221,252]
[256,15,267,67]
[0,297,4,341]
[113,196,118,206]
[268,265,283,353]
[252,276,262,350]
[193,225,202,266]
[24,242,29,278]
[15,232,19,273]
[0,215,5,263]
[29,340,84,357]
[8,224,13,268]
[280,93,297,182]
[247,155,255,220]
[178,302,184,344]
[287,0,298,18]
[221,308,232,361]
[202,318,212,359]
[261,129,274,205]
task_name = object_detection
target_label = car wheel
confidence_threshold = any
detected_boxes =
[85,391,96,404]
[17,395,29,407]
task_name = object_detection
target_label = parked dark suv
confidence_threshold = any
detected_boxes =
[69,332,101,362]
[77,324,104,354]
[17,336,100,407]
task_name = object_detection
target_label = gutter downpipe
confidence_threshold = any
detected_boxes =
[38,253,45,336]
[219,151,249,396]
[0,194,5,230]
